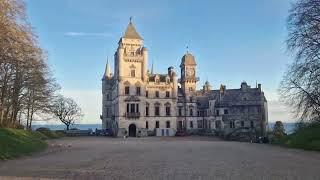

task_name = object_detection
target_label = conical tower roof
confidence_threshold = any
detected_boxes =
[103,57,112,79]
[123,21,142,40]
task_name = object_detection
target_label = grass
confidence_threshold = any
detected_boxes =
[275,123,320,151]
[0,128,65,160]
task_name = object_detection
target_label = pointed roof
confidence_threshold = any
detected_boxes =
[103,57,112,79]
[123,21,142,40]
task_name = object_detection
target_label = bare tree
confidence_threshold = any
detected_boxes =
[0,0,58,128]
[280,0,320,123]
[50,95,83,130]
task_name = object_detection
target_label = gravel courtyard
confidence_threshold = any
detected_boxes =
[0,136,320,180]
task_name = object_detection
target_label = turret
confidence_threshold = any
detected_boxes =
[142,47,148,81]
[203,81,212,92]
[117,44,124,79]
[104,57,112,79]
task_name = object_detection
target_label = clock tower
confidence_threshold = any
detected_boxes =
[180,52,198,96]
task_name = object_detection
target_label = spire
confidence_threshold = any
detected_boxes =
[151,60,154,74]
[104,57,112,78]
[123,17,142,39]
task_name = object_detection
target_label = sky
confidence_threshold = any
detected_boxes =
[25,0,296,124]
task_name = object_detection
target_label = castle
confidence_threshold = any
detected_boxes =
[101,20,268,138]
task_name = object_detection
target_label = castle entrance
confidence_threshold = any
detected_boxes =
[128,124,136,137]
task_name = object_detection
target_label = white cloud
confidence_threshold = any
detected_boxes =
[64,32,113,37]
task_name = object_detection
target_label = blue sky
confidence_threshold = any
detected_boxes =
[25,0,295,124]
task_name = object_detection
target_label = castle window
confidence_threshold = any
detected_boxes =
[189,87,193,92]
[125,86,130,95]
[106,108,109,117]
[131,69,135,77]
[216,110,220,116]
[156,121,159,128]
[166,106,171,116]
[241,121,244,127]
[197,120,203,128]
[215,121,221,129]
[166,91,170,97]
[166,121,170,128]
[146,121,149,129]
[146,106,149,116]
[178,108,182,116]
[155,106,160,116]
[136,104,139,113]
[250,121,254,128]
[224,109,228,114]
[130,104,135,113]
[126,104,130,113]
[106,93,110,100]
[190,108,193,116]
[230,121,235,128]
[146,91,148,97]
[136,87,141,95]
[155,91,159,98]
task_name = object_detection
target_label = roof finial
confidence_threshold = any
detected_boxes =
[186,45,189,53]
[129,16,132,23]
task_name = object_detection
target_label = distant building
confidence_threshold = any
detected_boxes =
[101,20,268,138]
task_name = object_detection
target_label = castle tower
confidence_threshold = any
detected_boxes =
[180,52,198,96]
[114,19,148,82]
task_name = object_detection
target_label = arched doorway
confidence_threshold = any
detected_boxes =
[128,124,136,137]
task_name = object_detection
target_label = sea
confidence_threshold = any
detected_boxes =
[32,122,296,134]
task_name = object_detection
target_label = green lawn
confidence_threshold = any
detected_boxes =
[0,128,64,160]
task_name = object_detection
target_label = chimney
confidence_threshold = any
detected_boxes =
[258,84,261,92]
[220,84,226,96]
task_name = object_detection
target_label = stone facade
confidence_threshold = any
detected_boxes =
[101,20,268,138]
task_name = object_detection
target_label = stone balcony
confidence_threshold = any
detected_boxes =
[125,112,140,118]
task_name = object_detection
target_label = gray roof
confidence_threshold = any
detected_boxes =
[181,53,196,66]
[196,88,266,108]
[123,22,142,40]
[148,74,169,83]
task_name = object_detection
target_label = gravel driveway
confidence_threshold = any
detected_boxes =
[0,136,320,180]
